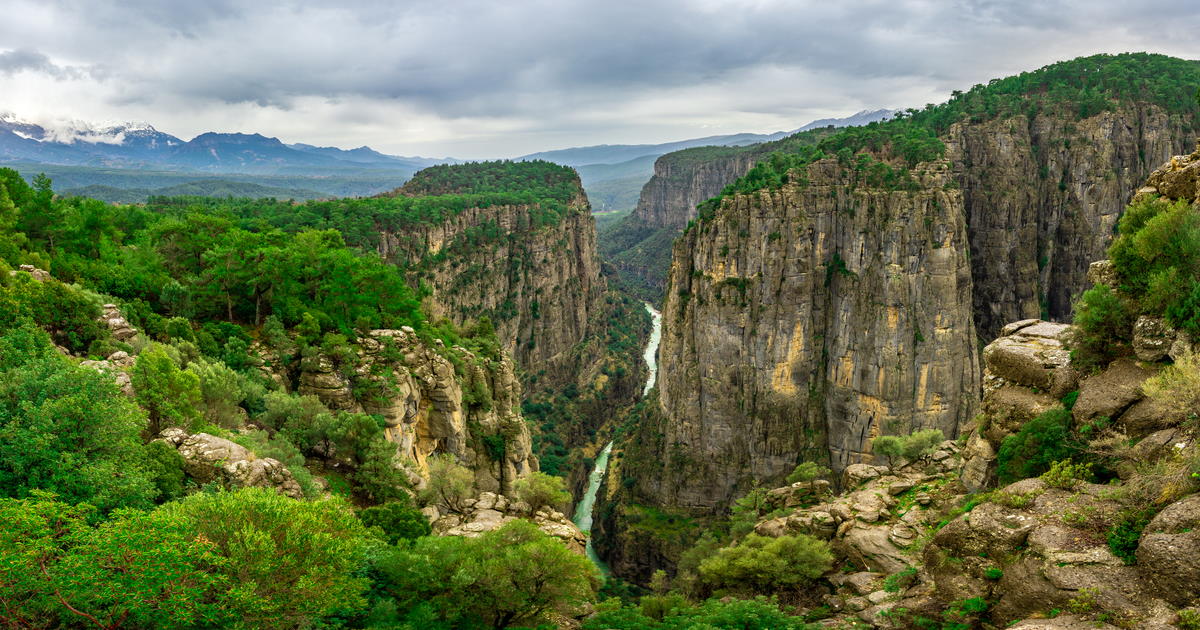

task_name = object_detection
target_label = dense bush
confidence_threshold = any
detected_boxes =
[0,325,158,512]
[513,470,571,512]
[1067,284,1136,371]
[132,343,202,434]
[358,499,432,544]
[871,428,945,470]
[995,408,1076,484]
[419,454,475,513]
[369,519,599,628]
[698,533,833,594]
[583,595,814,630]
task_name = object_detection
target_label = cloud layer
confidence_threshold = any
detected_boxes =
[1,0,1197,157]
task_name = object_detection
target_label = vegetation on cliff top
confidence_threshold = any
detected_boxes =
[691,53,1200,229]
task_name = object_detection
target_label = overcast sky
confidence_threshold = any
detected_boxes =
[1,0,1197,158]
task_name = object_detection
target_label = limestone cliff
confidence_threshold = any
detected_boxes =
[947,104,1195,337]
[293,328,536,495]
[636,157,979,510]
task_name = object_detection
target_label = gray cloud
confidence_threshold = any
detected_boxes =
[0,49,92,79]
[0,0,1197,156]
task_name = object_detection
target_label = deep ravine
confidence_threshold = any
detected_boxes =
[574,301,663,572]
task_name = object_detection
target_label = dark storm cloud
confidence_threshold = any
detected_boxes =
[0,49,91,79]
[1,0,1197,155]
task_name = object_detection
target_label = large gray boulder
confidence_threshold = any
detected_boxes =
[983,320,1078,397]
[159,428,304,499]
[1137,494,1200,606]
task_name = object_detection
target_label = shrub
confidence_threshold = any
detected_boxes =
[187,359,246,428]
[786,461,831,484]
[871,428,945,470]
[1107,508,1155,565]
[418,454,474,513]
[132,343,202,434]
[883,566,918,593]
[996,408,1075,484]
[143,440,187,502]
[1040,459,1093,489]
[1142,350,1200,421]
[359,499,431,544]
[514,470,571,512]
[698,533,833,593]
[984,567,1004,580]
[1068,284,1135,371]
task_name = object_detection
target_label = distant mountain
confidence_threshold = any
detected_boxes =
[517,109,896,168]
[529,109,896,211]
[0,113,448,176]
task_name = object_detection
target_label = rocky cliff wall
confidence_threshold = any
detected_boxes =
[948,104,1195,337]
[377,191,607,393]
[633,152,760,230]
[640,157,979,511]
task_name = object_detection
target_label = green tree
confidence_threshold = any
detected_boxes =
[419,454,475,513]
[132,343,202,434]
[513,471,571,512]
[872,435,905,471]
[373,519,598,629]
[187,358,246,428]
[359,499,432,544]
[162,488,372,628]
[786,461,830,485]
[698,533,833,594]
[0,325,157,511]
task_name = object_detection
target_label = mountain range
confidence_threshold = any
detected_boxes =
[0,113,449,175]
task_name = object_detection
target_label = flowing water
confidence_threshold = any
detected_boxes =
[573,301,663,572]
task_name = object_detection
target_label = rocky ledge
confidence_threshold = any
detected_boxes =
[425,491,588,554]
[158,428,304,499]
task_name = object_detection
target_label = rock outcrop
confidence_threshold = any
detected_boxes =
[158,428,304,499]
[638,157,979,512]
[426,491,589,554]
[946,105,1194,338]
[294,328,536,496]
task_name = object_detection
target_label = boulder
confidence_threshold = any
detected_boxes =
[1086,260,1118,288]
[982,321,1077,397]
[1137,494,1200,606]
[1008,616,1120,630]
[99,303,139,343]
[981,386,1061,444]
[1132,316,1175,363]
[159,429,304,499]
[958,432,996,493]
[1072,358,1157,425]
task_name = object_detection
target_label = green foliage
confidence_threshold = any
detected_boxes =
[1068,284,1136,371]
[186,358,246,428]
[996,408,1076,484]
[419,453,475,513]
[984,567,1004,580]
[0,325,158,512]
[698,533,833,594]
[1039,459,1093,489]
[583,595,813,630]
[370,519,599,628]
[0,489,371,629]
[872,428,945,470]
[359,499,432,544]
[513,470,571,512]
[132,343,202,434]
[884,566,919,593]
[0,272,106,353]
[143,440,187,503]
[872,435,905,470]
[1107,507,1155,565]
[786,461,831,484]
[163,488,371,627]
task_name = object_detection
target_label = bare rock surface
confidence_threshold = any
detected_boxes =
[158,428,304,499]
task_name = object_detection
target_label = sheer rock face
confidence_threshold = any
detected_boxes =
[620,106,1195,336]
[296,328,536,497]
[945,105,1194,338]
[644,158,979,511]
[634,152,760,230]
[376,190,606,393]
